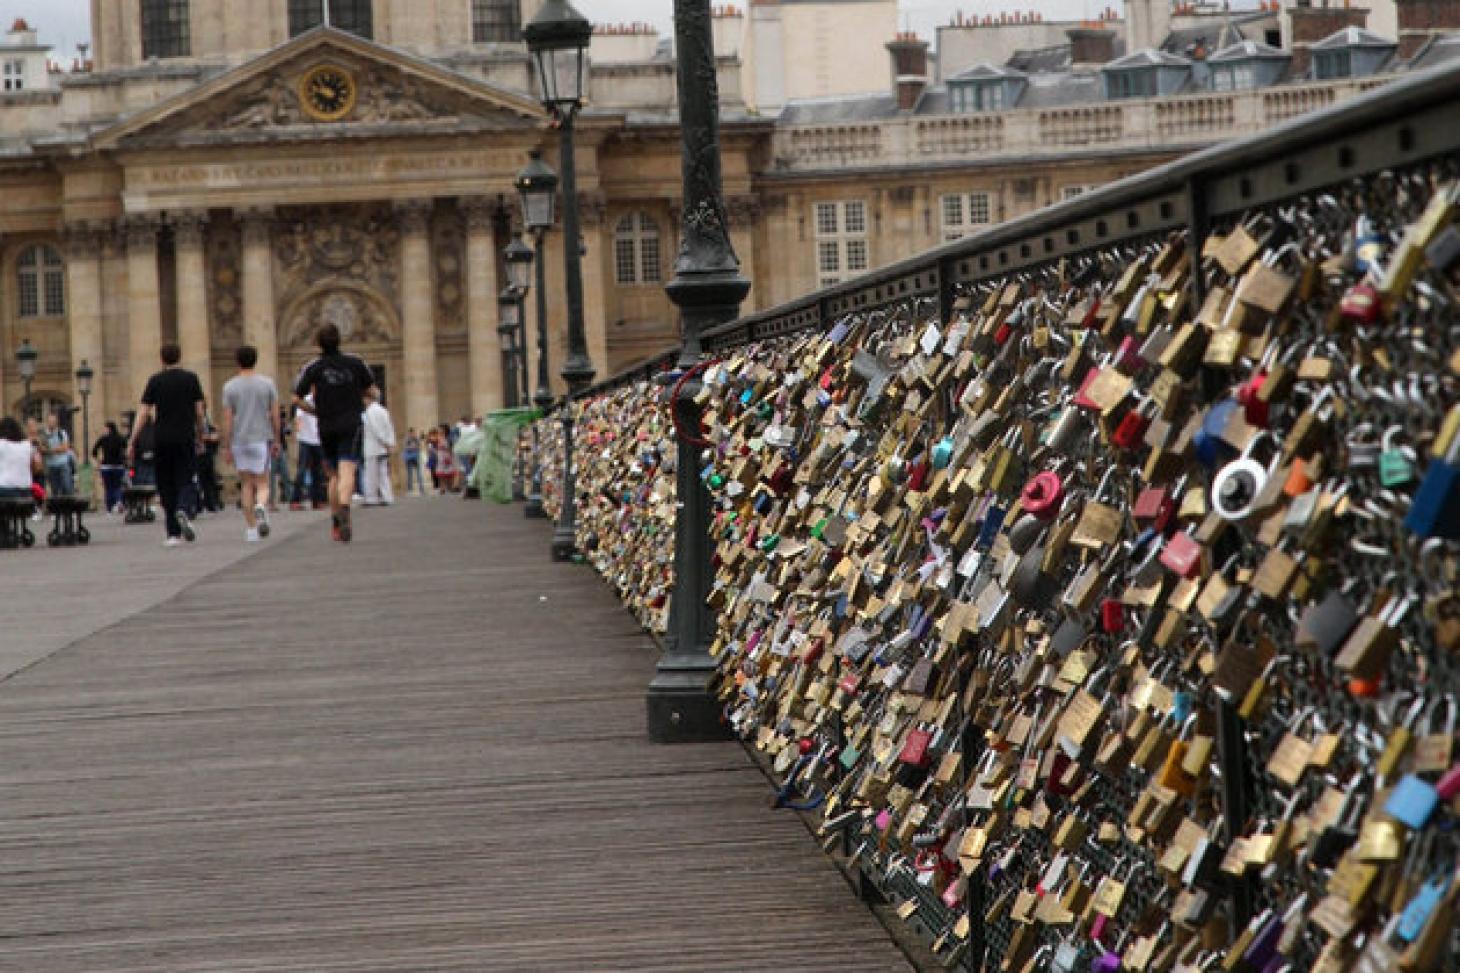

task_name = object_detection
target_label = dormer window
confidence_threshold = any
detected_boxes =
[1208,40,1289,91]
[950,81,1004,112]
[1211,63,1256,90]
[1107,68,1157,99]
[1313,49,1351,79]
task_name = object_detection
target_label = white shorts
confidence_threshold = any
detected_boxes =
[232,442,270,475]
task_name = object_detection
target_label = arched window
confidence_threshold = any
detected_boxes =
[472,0,521,42]
[614,213,662,286]
[140,0,191,60]
[16,244,65,319]
[290,0,374,38]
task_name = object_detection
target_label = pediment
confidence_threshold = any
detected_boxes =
[95,28,545,150]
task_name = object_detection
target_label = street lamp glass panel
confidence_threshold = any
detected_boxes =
[504,235,534,291]
[75,360,94,396]
[498,326,514,352]
[523,0,591,112]
[15,339,37,380]
[514,152,559,232]
[499,293,522,329]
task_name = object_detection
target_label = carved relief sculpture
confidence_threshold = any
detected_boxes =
[432,203,466,335]
[273,204,404,350]
[206,218,244,347]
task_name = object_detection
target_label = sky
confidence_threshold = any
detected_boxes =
[10,0,1160,61]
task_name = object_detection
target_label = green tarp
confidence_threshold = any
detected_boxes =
[472,407,540,504]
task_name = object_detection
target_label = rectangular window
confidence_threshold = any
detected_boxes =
[472,0,521,43]
[44,269,65,317]
[140,0,191,60]
[940,192,992,242]
[813,200,868,287]
[1063,185,1096,200]
[640,235,661,284]
[1,61,21,92]
[17,273,38,318]
[1314,50,1351,80]
[614,238,637,286]
[290,0,374,39]
[1108,69,1156,100]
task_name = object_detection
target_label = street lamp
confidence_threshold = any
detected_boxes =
[497,286,521,408]
[515,151,559,520]
[504,232,535,404]
[75,359,94,463]
[646,0,753,742]
[16,338,37,420]
[525,0,595,562]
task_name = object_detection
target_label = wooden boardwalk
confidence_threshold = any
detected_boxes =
[0,499,910,972]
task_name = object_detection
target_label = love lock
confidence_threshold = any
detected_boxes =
[1211,432,1280,521]
[1020,469,1065,520]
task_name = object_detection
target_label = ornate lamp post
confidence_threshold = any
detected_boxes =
[504,233,535,404]
[497,291,521,409]
[16,338,37,420]
[524,0,595,562]
[75,359,94,461]
[646,0,752,742]
[515,150,559,520]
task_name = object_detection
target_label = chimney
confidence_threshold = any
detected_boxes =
[1126,0,1173,53]
[1396,0,1460,59]
[1289,3,1370,75]
[1068,26,1117,67]
[887,33,929,111]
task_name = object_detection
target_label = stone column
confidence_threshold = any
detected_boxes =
[463,197,504,417]
[239,209,279,386]
[397,201,439,435]
[172,211,212,394]
[125,216,163,406]
[64,223,107,445]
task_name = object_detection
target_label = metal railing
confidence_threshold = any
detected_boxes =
[571,57,1460,399]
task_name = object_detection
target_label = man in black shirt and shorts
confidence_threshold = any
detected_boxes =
[128,343,206,547]
[294,324,376,543]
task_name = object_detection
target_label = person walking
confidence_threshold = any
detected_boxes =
[42,411,74,498]
[269,406,291,511]
[402,428,424,497]
[293,324,376,543]
[128,343,205,547]
[220,345,281,543]
[92,421,128,513]
[361,397,396,506]
[290,398,326,510]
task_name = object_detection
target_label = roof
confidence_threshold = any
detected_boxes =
[1406,34,1460,72]
[1006,44,1077,74]
[1162,9,1276,58]
[1312,27,1398,51]
[1104,49,1193,71]
[947,63,1026,83]
[777,92,900,124]
[1209,40,1290,63]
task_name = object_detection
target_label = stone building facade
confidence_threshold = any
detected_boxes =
[0,1,1448,438]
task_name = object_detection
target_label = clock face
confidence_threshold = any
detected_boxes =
[299,65,357,121]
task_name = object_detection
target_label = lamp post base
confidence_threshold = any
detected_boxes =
[647,661,732,743]
[550,530,577,561]
[524,498,547,519]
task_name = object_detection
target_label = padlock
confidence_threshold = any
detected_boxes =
[1211,431,1279,521]
[1339,279,1383,324]
[1404,426,1460,538]
[1111,397,1155,451]
[1384,773,1439,830]
[1413,696,1456,774]
[931,436,954,470]
[1378,424,1417,489]
[1020,470,1065,520]
[1192,398,1239,469]
[1160,527,1204,579]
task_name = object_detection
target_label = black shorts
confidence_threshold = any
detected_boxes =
[319,423,363,469]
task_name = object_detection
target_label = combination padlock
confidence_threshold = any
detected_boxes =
[1211,432,1280,521]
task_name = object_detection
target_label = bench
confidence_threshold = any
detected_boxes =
[123,486,157,524]
[45,496,91,547]
[0,498,35,549]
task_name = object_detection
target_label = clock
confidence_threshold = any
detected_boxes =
[299,64,357,122]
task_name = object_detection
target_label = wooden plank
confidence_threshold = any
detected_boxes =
[0,501,911,972]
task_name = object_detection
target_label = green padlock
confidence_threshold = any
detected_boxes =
[1380,425,1417,488]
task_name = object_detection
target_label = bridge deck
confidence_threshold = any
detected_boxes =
[0,500,908,972]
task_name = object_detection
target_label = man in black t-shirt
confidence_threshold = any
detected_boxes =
[128,343,205,546]
[294,324,376,543]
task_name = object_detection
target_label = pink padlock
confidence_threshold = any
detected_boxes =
[1021,471,1065,520]
[1438,762,1460,801]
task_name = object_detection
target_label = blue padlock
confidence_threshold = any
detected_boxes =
[1397,876,1448,942]
[975,504,1007,551]
[1193,399,1240,469]
[1404,431,1460,539]
[932,437,954,470]
[1385,773,1440,830]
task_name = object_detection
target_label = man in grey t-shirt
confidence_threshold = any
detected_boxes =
[220,345,280,543]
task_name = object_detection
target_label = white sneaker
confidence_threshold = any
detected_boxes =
[245,527,260,543]
[163,537,183,548]
[254,505,270,538]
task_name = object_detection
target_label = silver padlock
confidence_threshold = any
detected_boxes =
[1211,431,1280,521]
